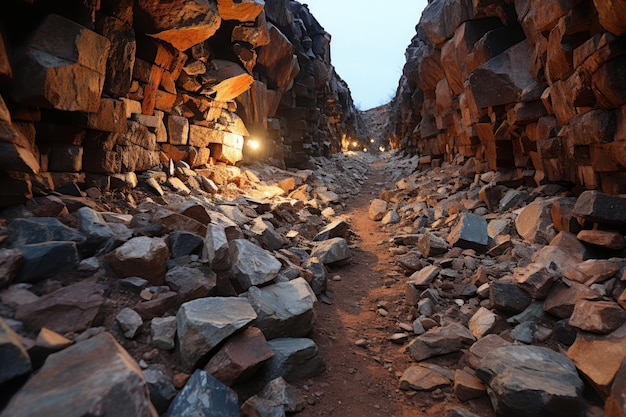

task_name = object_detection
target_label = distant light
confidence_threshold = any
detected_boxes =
[370,138,375,143]
[352,141,358,147]
[379,146,386,152]
[247,138,261,150]
[363,147,368,152]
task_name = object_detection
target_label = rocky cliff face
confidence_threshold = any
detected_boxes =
[389,0,626,194]
[0,0,363,207]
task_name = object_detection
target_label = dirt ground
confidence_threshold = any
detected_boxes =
[293,160,496,417]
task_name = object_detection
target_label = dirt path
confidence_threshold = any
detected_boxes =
[294,159,419,416]
[294,158,494,417]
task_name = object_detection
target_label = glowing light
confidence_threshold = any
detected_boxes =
[247,138,261,150]
[370,138,375,143]
[352,141,358,147]
[363,147,368,152]
[379,146,386,152]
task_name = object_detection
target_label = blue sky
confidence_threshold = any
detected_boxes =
[305,1,429,110]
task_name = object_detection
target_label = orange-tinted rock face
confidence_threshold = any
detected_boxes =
[0,0,364,207]
[388,0,626,194]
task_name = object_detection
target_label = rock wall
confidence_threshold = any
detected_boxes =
[388,0,626,194]
[0,0,363,207]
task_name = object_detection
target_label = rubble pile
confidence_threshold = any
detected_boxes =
[367,153,626,416]
[0,151,371,417]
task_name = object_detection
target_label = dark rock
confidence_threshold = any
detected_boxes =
[489,281,532,315]
[448,213,488,251]
[0,332,158,417]
[477,345,584,417]
[165,370,239,417]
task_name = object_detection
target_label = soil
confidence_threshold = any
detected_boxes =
[293,159,496,417]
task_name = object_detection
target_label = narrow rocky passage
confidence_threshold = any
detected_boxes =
[293,159,410,417]
[294,159,494,417]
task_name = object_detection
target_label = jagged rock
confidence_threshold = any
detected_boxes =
[468,40,536,108]
[251,217,286,251]
[408,323,475,361]
[241,377,305,415]
[27,327,73,369]
[176,297,257,369]
[116,307,144,339]
[203,223,231,271]
[165,370,239,417]
[304,257,327,296]
[515,199,556,244]
[532,246,580,278]
[151,316,177,350]
[245,278,316,340]
[229,239,282,291]
[134,291,179,320]
[549,231,594,262]
[507,301,545,326]
[448,212,488,251]
[606,358,626,417]
[310,237,351,265]
[15,281,104,334]
[477,345,584,417]
[204,327,274,386]
[467,334,512,370]
[8,14,110,112]
[14,241,79,284]
[577,230,626,251]
[543,281,600,319]
[313,219,350,241]
[594,0,626,36]
[468,307,500,339]
[76,207,114,252]
[573,191,626,225]
[420,0,473,46]
[0,332,157,417]
[168,231,204,258]
[143,366,177,415]
[399,365,452,392]
[0,249,23,288]
[6,218,86,249]
[107,237,169,285]
[568,300,626,334]
[0,317,31,386]
[165,265,216,303]
[368,199,388,221]
[454,369,486,402]
[261,338,324,383]
[567,323,626,397]
[489,281,532,315]
[217,0,264,22]
[418,233,449,258]
[566,259,621,285]
[134,0,221,52]
[513,263,557,300]
[408,264,441,289]
[381,211,401,225]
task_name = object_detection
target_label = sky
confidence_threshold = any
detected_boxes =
[305,1,429,110]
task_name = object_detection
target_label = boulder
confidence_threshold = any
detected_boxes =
[204,327,274,386]
[229,239,282,291]
[408,323,475,361]
[176,297,257,369]
[477,345,584,417]
[0,317,31,386]
[107,237,169,285]
[310,237,351,265]
[0,332,157,417]
[164,370,239,417]
[245,278,316,340]
[15,281,104,334]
